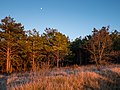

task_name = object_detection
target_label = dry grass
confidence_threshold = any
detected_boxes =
[1,64,120,90]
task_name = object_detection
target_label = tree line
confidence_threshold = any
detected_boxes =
[0,16,120,73]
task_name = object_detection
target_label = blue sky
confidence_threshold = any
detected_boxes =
[0,0,120,40]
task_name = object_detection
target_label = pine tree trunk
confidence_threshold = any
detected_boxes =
[47,53,50,66]
[6,30,11,73]
[32,53,35,71]
[24,63,26,72]
[57,59,59,68]
[32,41,35,71]
[6,45,10,73]
[94,54,100,70]
[56,51,59,68]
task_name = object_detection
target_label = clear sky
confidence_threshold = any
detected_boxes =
[0,0,120,40]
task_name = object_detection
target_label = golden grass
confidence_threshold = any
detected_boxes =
[5,65,120,90]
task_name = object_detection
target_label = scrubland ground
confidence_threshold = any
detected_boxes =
[0,64,120,90]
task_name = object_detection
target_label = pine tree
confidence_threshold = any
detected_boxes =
[85,26,112,69]
[26,29,43,71]
[42,28,70,67]
[0,16,25,73]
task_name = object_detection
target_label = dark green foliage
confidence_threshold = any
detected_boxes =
[69,37,91,65]
[110,30,120,63]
